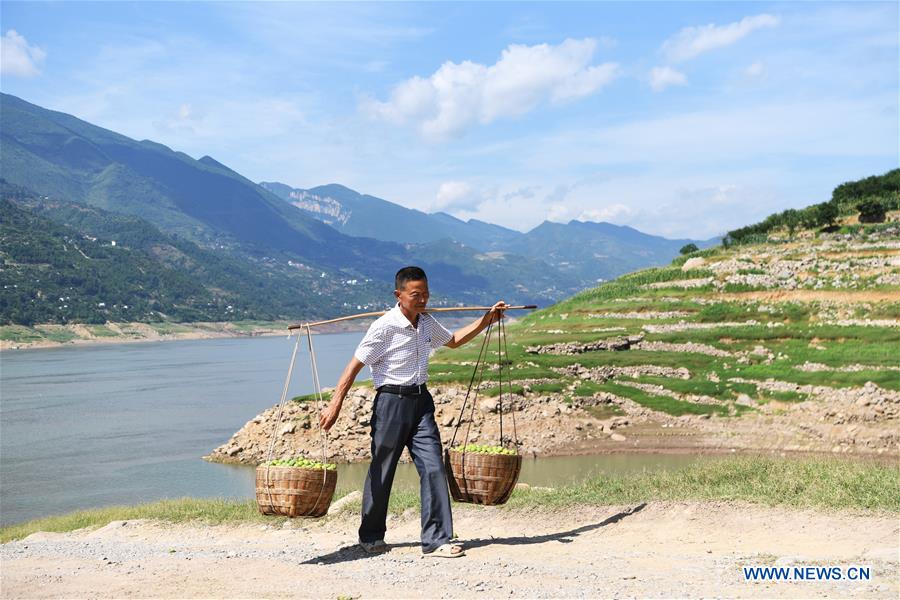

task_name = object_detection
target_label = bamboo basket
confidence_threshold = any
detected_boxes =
[255,465,337,517]
[445,449,522,506]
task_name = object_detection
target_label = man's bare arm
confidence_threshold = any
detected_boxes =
[319,356,365,431]
[446,300,509,349]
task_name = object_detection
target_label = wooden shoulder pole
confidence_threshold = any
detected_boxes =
[288,305,538,331]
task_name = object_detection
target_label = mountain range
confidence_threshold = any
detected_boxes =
[0,92,713,324]
[261,182,718,283]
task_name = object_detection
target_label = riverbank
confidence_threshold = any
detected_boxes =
[0,316,480,351]
[3,456,896,598]
[206,377,900,468]
[0,319,372,351]
[0,320,290,351]
[2,499,896,598]
[4,455,897,542]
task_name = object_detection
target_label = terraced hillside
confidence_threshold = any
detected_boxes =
[208,222,899,465]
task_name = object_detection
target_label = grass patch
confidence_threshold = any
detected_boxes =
[651,324,898,349]
[32,326,77,343]
[292,391,333,403]
[4,457,895,542]
[427,362,481,383]
[0,497,270,544]
[0,325,43,343]
[573,380,607,397]
[116,325,147,338]
[148,322,193,335]
[228,320,289,333]
[86,325,118,337]
[292,382,371,403]
[634,376,730,400]
[598,381,733,416]
[735,364,900,391]
[696,302,758,323]
[628,376,806,404]
[481,381,565,397]
[505,456,900,512]
[723,283,766,293]
[763,389,808,403]
[544,268,717,313]
[771,303,814,323]
[481,384,524,397]
[864,302,900,320]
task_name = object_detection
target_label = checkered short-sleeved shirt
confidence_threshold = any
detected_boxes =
[354,304,454,388]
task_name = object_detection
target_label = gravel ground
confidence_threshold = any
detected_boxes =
[2,501,897,599]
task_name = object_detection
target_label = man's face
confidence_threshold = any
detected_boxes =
[395,279,429,315]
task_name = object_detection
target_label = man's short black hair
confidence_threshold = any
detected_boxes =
[395,266,428,290]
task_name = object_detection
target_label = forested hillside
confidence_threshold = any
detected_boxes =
[0,181,384,325]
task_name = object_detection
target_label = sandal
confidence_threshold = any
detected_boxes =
[423,542,465,558]
[359,540,389,554]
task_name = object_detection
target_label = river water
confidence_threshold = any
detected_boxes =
[1,334,701,526]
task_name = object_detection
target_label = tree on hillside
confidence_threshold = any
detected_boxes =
[856,198,887,223]
[816,202,840,228]
[833,169,900,206]
[679,243,699,255]
[782,209,802,236]
[723,169,895,245]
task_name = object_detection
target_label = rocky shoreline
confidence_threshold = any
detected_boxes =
[205,383,638,465]
[205,375,900,466]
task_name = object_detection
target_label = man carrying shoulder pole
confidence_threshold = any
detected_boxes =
[319,266,508,558]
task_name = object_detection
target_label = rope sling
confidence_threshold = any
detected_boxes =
[257,327,333,517]
[448,314,519,452]
[445,313,522,505]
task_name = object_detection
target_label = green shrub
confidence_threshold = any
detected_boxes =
[856,197,887,223]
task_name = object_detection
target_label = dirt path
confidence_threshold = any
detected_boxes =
[2,502,896,599]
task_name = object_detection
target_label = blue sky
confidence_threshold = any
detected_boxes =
[1,1,897,239]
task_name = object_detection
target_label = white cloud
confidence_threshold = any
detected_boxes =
[545,183,572,205]
[662,14,780,63]
[744,61,765,77]
[535,176,783,239]
[1,30,46,77]
[546,203,574,223]
[363,38,618,141]
[502,186,537,201]
[678,184,740,206]
[644,182,775,238]
[597,36,618,50]
[649,66,687,91]
[153,103,204,135]
[578,204,633,223]
[432,181,484,212]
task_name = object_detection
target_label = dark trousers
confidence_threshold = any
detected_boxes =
[358,389,453,552]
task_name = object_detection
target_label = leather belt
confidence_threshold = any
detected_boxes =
[376,383,428,396]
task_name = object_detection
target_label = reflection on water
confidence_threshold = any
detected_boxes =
[331,452,708,496]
